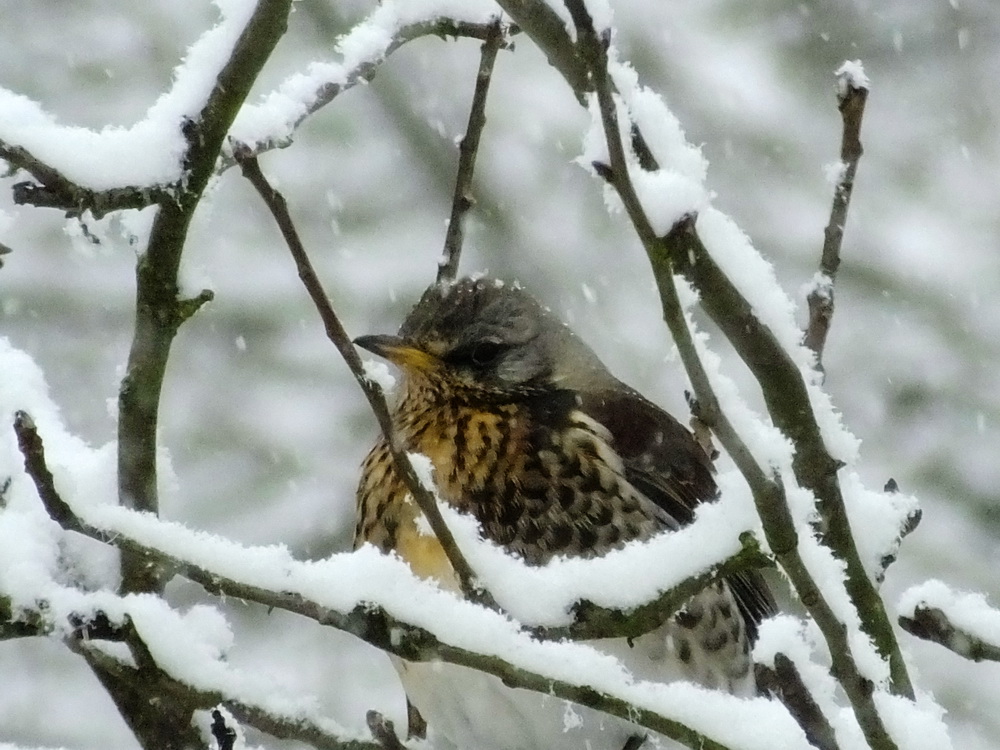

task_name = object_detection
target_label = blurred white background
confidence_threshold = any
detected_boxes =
[1,1,999,747]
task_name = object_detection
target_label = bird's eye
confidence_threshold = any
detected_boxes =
[446,340,506,369]
[470,341,504,366]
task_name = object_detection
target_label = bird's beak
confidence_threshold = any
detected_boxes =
[353,334,439,373]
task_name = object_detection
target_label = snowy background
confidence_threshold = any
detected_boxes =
[1,0,999,747]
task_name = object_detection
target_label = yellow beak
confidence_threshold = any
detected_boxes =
[353,334,439,373]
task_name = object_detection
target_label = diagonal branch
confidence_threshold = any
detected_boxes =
[755,653,841,750]
[232,152,491,609]
[437,19,505,285]
[493,0,589,100]
[562,3,903,748]
[660,218,912,700]
[228,18,516,168]
[899,606,1000,664]
[804,63,870,370]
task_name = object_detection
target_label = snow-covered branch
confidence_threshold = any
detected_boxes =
[558,6,903,746]
[898,580,1000,663]
[227,7,513,166]
[8,405,800,750]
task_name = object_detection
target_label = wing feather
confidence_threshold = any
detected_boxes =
[579,386,776,640]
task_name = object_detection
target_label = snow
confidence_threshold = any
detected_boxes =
[361,359,397,391]
[438,473,759,626]
[836,60,871,93]
[802,272,833,303]
[823,160,848,186]
[0,0,257,190]
[898,579,1000,647]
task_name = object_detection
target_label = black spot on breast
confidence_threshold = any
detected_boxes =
[577,524,598,552]
[558,484,577,510]
[547,523,575,552]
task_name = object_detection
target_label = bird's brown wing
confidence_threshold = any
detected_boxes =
[579,386,776,640]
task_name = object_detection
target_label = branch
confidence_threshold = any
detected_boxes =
[232,152,491,610]
[73,634,379,750]
[1,590,381,748]
[12,413,778,750]
[117,0,293,596]
[493,0,590,100]
[562,4,902,748]
[804,62,870,370]
[437,19,505,285]
[660,217,913,700]
[537,534,772,641]
[210,710,239,750]
[899,606,1000,664]
[366,711,407,750]
[227,18,516,168]
[756,654,840,750]
[0,142,171,217]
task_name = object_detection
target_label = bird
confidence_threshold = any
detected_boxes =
[353,276,774,750]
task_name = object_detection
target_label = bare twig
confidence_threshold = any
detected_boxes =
[900,606,1000,664]
[756,654,840,750]
[232,152,491,609]
[437,19,505,285]
[804,64,869,369]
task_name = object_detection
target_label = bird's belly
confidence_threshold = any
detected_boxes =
[395,629,694,750]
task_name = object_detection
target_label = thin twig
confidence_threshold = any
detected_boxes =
[437,19,505,285]
[232,151,492,609]
[804,64,869,370]
[900,606,1000,664]
[755,654,840,750]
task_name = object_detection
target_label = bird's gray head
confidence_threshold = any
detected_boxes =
[355,277,614,395]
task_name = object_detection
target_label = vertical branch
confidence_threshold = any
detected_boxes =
[804,63,869,370]
[437,19,506,285]
[116,0,293,595]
